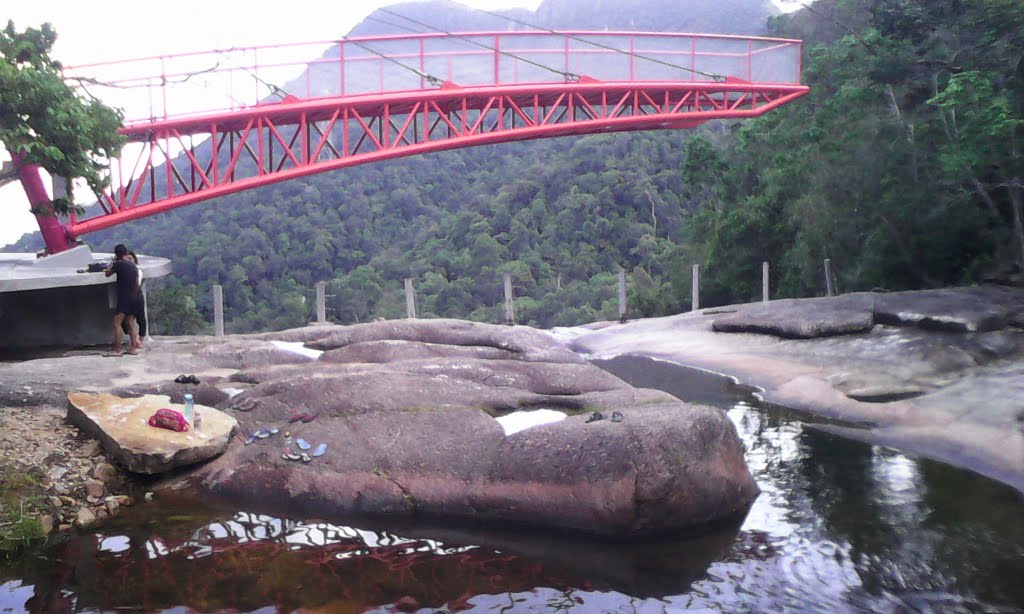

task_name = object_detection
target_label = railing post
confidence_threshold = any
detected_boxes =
[504,273,515,326]
[315,282,327,324]
[762,262,770,303]
[618,268,628,322]
[824,259,837,297]
[405,278,417,319]
[213,285,224,337]
[692,264,700,311]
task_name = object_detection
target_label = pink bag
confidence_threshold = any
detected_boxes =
[148,408,189,432]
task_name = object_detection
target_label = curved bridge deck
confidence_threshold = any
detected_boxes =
[66,31,808,235]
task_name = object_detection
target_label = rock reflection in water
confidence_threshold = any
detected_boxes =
[596,355,1024,613]
[3,355,1023,613]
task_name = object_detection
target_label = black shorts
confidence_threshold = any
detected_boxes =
[116,295,140,316]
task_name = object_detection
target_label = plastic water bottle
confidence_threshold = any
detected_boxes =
[183,394,195,427]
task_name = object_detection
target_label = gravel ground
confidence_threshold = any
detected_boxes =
[0,403,140,537]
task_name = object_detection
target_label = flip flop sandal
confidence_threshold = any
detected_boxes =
[611,411,624,423]
[268,427,280,435]
[300,413,318,423]
[300,453,312,463]
[296,438,311,451]
[254,428,273,439]
[175,375,190,384]
[187,375,201,384]
[311,443,327,458]
[281,453,302,461]
[244,433,258,445]
[585,411,605,423]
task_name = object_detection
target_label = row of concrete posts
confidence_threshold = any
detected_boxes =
[209,259,839,335]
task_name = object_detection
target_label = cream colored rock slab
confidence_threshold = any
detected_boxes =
[67,392,237,474]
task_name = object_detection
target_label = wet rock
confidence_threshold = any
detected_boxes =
[67,392,238,474]
[93,463,119,483]
[84,479,106,499]
[80,441,102,457]
[712,295,875,338]
[75,507,96,527]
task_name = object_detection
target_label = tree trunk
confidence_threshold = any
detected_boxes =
[11,152,76,254]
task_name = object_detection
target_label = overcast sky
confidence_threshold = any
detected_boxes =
[1,0,795,249]
[1,0,544,248]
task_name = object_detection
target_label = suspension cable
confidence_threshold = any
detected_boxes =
[379,7,581,83]
[449,1,727,82]
[340,32,445,87]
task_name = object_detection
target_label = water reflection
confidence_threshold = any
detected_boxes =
[2,355,1023,613]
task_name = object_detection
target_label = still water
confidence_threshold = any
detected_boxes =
[2,355,1022,613]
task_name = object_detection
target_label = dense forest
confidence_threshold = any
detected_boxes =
[6,0,1022,335]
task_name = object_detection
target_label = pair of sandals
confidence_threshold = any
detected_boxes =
[244,427,279,445]
[585,411,624,423]
[174,374,201,385]
[285,439,327,460]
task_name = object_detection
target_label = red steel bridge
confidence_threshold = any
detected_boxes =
[27,30,808,253]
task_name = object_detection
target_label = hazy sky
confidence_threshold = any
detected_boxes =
[1,0,543,247]
[1,0,795,248]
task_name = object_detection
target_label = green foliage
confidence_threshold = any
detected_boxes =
[0,466,46,561]
[9,0,1022,327]
[0,21,124,214]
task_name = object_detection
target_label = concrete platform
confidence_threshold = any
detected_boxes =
[0,245,172,349]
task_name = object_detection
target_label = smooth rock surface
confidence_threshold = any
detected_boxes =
[67,392,238,474]
[571,285,1024,494]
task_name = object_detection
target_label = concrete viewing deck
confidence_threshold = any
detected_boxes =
[0,245,172,349]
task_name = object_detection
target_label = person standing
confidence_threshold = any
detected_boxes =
[105,244,141,355]
[128,250,147,349]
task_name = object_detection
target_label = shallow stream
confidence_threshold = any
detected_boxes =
[2,355,1022,613]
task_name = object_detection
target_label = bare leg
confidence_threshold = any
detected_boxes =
[126,316,139,354]
[112,313,126,354]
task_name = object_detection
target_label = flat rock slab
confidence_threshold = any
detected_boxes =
[67,392,238,474]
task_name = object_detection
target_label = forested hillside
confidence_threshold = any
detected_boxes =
[6,0,1021,335]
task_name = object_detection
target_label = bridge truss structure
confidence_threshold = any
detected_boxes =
[60,30,808,241]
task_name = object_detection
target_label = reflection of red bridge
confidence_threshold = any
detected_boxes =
[40,31,808,252]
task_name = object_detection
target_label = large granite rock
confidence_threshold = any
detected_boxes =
[193,319,759,538]
[67,392,238,474]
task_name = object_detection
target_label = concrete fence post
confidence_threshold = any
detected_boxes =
[618,268,627,322]
[213,285,225,337]
[762,261,770,303]
[503,273,515,325]
[404,278,417,319]
[692,264,700,311]
[315,281,327,324]
[824,258,837,297]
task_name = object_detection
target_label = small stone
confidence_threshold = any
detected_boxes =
[93,463,118,483]
[49,496,63,508]
[95,508,109,519]
[59,496,77,507]
[144,492,154,502]
[394,596,420,613]
[40,515,54,536]
[85,479,106,499]
[81,441,102,457]
[107,495,133,507]
[49,467,68,481]
[75,507,96,528]
[106,500,120,515]
[58,523,72,532]
[52,483,69,495]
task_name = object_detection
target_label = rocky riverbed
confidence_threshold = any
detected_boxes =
[570,285,1024,495]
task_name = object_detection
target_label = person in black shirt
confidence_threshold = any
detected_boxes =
[104,244,142,355]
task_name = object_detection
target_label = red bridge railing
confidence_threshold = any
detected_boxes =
[66,31,803,126]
